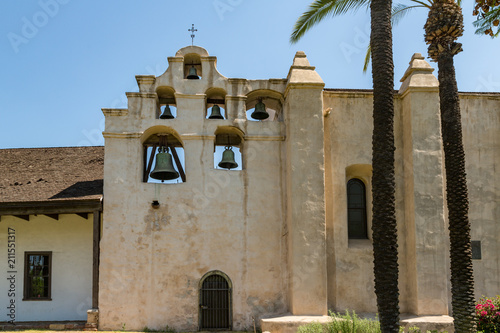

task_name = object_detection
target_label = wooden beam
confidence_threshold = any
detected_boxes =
[76,213,89,220]
[158,98,176,105]
[44,214,59,221]
[207,98,225,105]
[143,144,148,181]
[170,147,186,183]
[14,215,29,221]
[144,144,157,182]
[92,210,101,309]
[0,199,102,216]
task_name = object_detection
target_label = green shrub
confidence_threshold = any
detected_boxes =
[297,310,381,333]
[297,311,452,333]
[297,321,325,333]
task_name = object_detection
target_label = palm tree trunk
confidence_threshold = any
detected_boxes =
[437,51,476,333]
[370,0,400,331]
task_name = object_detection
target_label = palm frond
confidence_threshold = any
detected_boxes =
[392,3,425,26]
[408,0,432,9]
[290,0,370,43]
[363,44,371,73]
[473,7,500,37]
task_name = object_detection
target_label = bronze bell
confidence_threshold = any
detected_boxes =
[150,147,179,182]
[187,66,199,79]
[208,105,224,119]
[218,146,238,170]
[160,105,174,119]
[251,100,269,120]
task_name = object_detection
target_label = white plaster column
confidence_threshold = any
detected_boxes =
[399,53,449,315]
[284,51,327,315]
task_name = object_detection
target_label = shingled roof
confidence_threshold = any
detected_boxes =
[0,146,104,203]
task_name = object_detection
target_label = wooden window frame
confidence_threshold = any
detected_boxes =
[23,251,52,301]
[347,178,368,239]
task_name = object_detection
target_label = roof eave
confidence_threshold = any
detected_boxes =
[0,197,103,216]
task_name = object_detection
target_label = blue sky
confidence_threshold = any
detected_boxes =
[0,0,498,149]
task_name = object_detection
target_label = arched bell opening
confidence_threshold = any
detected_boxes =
[245,90,283,122]
[142,129,185,184]
[205,88,227,120]
[198,271,232,331]
[156,86,177,119]
[184,53,202,80]
[213,127,243,171]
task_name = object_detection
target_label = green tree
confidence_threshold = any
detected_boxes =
[346,0,478,330]
[360,0,477,330]
[291,1,400,332]
[473,0,500,37]
[424,0,476,331]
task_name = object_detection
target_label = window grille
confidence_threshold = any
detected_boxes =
[199,272,232,330]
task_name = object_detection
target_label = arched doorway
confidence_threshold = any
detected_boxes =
[199,271,232,330]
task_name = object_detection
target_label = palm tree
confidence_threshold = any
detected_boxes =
[424,1,476,331]
[473,0,500,37]
[360,1,477,330]
[291,1,400,332]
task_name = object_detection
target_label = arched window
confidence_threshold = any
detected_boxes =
[214,127,243,170]
[347,178,368,239]
[206,88,227,120]
[245,90,283,122]
[199,271,232,330]
[142,128,185,184]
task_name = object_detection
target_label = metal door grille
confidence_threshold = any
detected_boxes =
[200,274,231,330]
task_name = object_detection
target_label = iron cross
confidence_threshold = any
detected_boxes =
[188,24,197,46]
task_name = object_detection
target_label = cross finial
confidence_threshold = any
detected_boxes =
[188,24,197,46]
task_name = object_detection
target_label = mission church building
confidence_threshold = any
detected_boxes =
[1,45,499,332]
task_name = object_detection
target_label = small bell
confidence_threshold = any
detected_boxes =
[208,105,224,119]
[160,105,174,119]
[251,99,269,120]
[187,66,199,79]
[150,147,180,182]
[218,146,238,170]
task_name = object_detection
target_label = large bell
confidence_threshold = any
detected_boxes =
[160,105,174,119]
[187,66,199,79]
[251,100,269,120]
[208,105,224,119]
[218,146,238,170]
[150,147,179,182]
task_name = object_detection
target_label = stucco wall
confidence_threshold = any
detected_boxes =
[460,94,500,298]
[0,214,93,322]
[323,90,410,314]
[100,139,287,331]
[323,87,500,316]
[100,46,288,331]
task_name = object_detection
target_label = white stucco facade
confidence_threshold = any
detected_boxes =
[0,214,93,322]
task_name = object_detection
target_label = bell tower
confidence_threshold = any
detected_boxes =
[99,46,290,331]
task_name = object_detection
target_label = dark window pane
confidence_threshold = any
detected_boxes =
[347,179,368,239]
